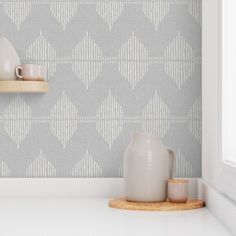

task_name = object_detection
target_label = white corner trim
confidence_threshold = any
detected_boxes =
[198,178,236,235]
[0,178,198,199]
[202,0,221,188]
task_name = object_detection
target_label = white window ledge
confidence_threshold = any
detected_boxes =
[198,178,236,235]
[0,178,235,235]
[0,198,231,236]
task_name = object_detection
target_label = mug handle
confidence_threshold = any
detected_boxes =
[167,149,176,179]
[15,66,23,79]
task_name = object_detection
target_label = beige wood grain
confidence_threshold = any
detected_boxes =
[109,198,205,211]
[0,80,49,93]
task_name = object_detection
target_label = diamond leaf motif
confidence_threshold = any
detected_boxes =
[3,95,32,148]
[96,1,125,30]
[4,2,32,30]
[188,97,201,143]
[96,91,124,148]
[118,32,149,89]
[142,1,170,30]
[0,161,11,177]
[26,150,56,177]
[163,32,196,89]
[72,32,103,89]
[118,166,123,177]
[50,91,78,148]
[71,150,103,177]
[50,2,79,30]
[25,31,57,77]
[175,149,196,178]
[142,91,170,137]
[188,2,202,25]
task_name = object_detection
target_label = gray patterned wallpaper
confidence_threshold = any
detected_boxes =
[0,0,201,178]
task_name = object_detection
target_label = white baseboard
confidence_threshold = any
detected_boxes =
[0,178,198,198]
[0,178,124,198]
[198,179,236,235]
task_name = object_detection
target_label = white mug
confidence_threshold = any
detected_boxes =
[15,64,46,81]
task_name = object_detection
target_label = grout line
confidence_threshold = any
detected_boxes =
[0,115,197,124]
[24,59,202,62]
[0,1,202,5]
[22,58,202,64]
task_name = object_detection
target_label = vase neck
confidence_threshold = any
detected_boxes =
[132,132,160,142]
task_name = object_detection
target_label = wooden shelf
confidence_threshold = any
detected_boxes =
[0,80,49,93]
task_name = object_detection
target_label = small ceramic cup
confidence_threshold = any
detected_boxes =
[15,64,46,81]
[40,66,47,80]
[167,179,188,203]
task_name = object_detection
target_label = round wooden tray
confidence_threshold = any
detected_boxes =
[109,198,205,211]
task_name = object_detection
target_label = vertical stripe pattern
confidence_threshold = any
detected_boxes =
[96,91,124,148]
[118,166,123,177]
[0,0,201,178]
[188,2,202,25]
[3,95,32,148]
[71,150,103,177]
[25,31,57,77]
[96,1,125,30]
[118,32,149,89]
[175,149,195,177]
[142,91,170,137]
[26,150,56,177]
[163,32,196,89]
[0,161,11,177]
[2,2,201,31]
[50,2,79,30]
[142,1,170,30]
[188,97,201,143]
[3,2,32,30]
[50,91,78,148]
[72,32,103,89]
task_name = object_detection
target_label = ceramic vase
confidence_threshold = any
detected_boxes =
[0,37,20,80]
[124,132,175,202]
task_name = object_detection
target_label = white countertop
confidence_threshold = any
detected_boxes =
[0,198,232,236]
